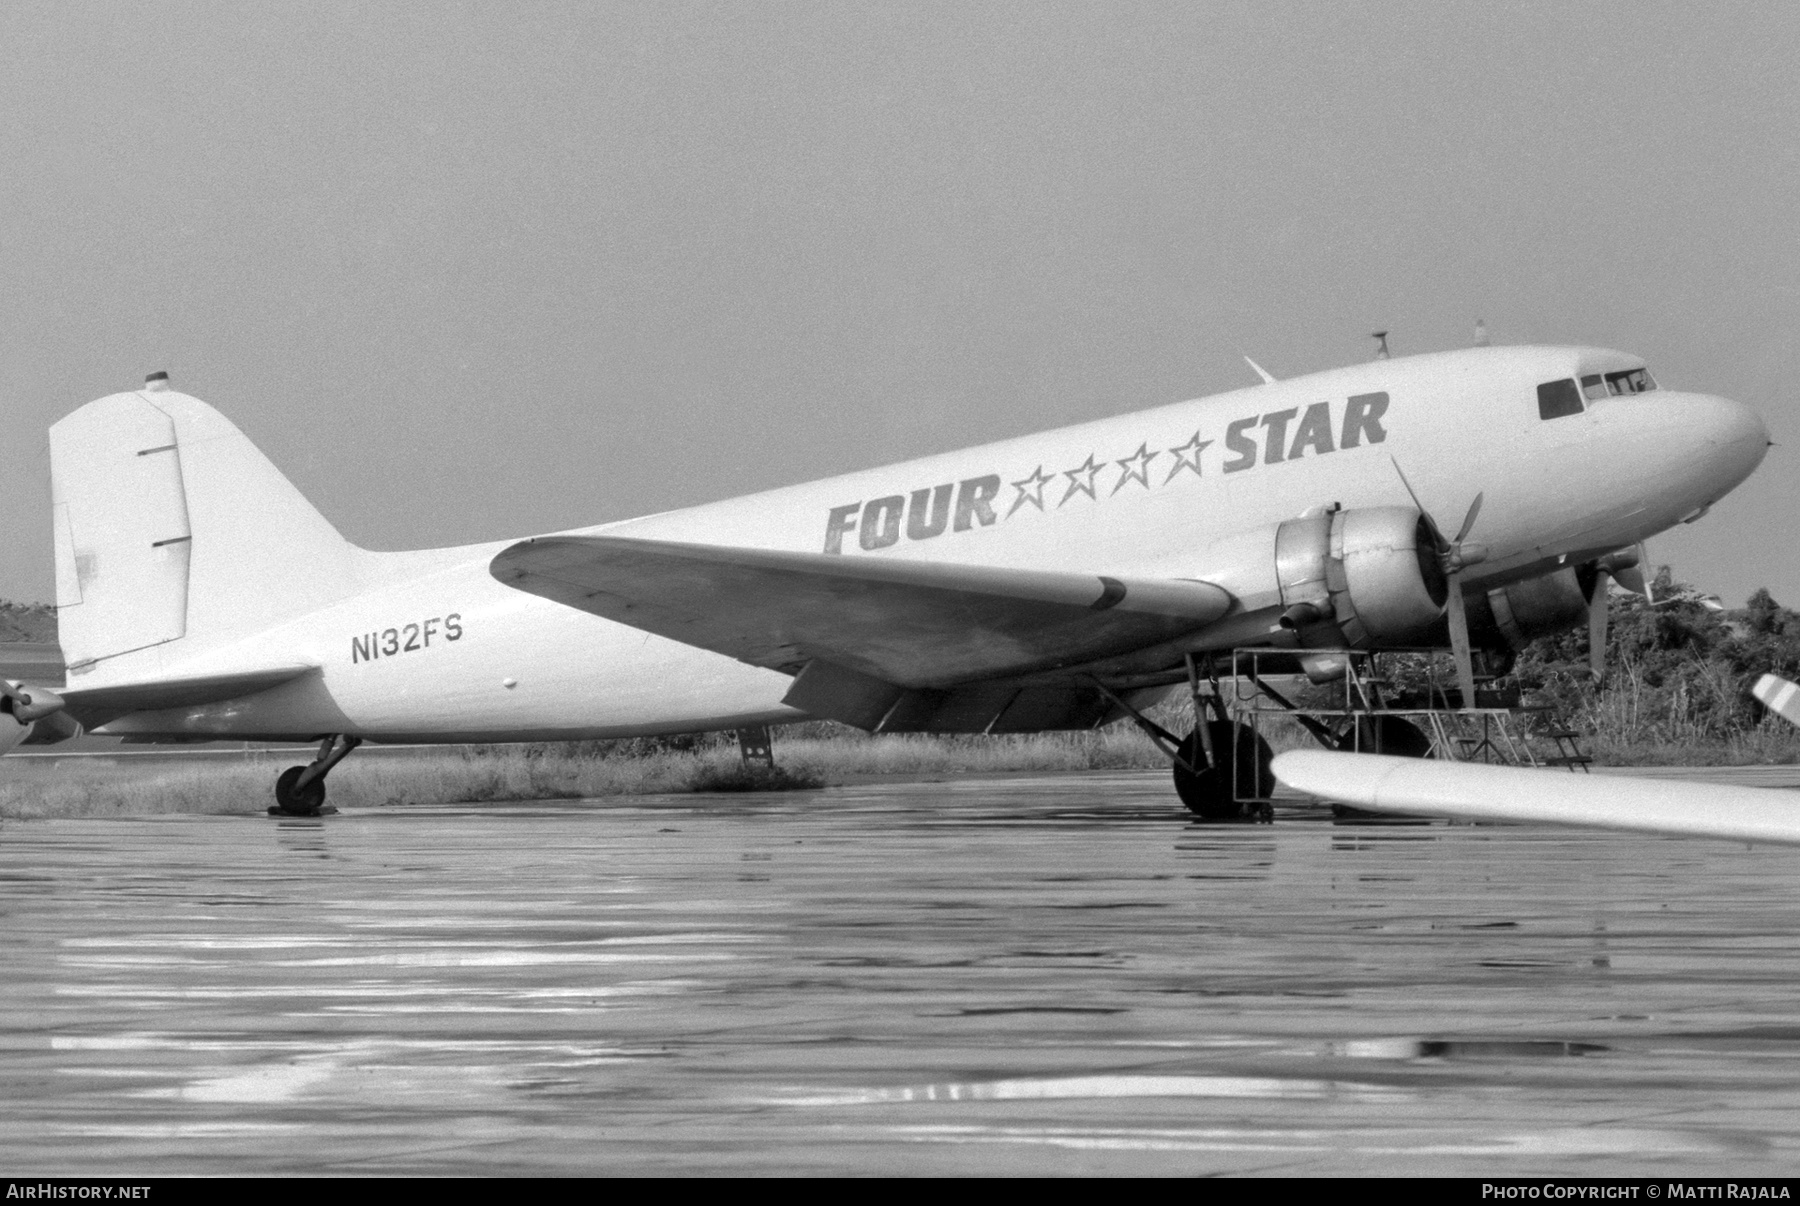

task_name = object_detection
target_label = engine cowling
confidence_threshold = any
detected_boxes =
[1273,505,1447,649]
[1464,567,1590,649]
[0,681,77,752]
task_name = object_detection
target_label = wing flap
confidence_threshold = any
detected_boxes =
[491,536,1232,688]
[1274,750,1800,845]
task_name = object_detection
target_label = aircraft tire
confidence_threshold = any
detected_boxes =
[1339,715,1432,758]
[1172,721,1274,819]
[275,765,327,815]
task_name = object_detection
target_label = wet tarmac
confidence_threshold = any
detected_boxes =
[5,769,1800,1176]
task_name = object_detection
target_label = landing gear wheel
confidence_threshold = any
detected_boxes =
[1338,715,1432,758]
[1172,720,1274,820]
[274,765,326,816]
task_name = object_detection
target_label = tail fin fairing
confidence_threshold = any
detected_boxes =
[50,394,192,670]
[50,387,367,679]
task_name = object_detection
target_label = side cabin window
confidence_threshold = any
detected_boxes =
[1605,367,1656,395]
[1537,378,1584,420]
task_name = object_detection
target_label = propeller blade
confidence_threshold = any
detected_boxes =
[1452,492,1484,546]
[1588,569,1611,680]
[1614,542,1650,599]
[1389,458,1449,551]
[0,714,31,758]
[1393,458,1486,706]
[1446,575,1477,709]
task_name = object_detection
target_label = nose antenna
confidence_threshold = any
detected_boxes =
[1371,331,1390,360]
[1473,319,1489,347]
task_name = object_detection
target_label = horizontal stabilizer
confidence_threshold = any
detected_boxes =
[1274,750,1800,845]
[60,665,316,729]
[491,536,1232,688]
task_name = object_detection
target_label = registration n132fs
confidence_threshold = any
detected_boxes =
[5,346,1767,815]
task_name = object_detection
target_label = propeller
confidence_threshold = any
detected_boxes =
[1392,460,1488,708]
[1612,542,1651,604]
[0,680,68,755]
[1584,544,1651,681]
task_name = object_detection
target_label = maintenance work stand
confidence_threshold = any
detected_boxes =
[1103,646,1591,819]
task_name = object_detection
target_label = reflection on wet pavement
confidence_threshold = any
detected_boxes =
[4,770,1800,1174]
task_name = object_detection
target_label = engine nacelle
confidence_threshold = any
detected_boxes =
[2,683,65,723]
[0,681,77,749]
[1465,566,1590,649]
[1274,506,1447,649]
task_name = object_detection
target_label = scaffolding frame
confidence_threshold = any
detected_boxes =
[1202,647,1587,804]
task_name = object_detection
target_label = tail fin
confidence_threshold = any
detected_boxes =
[50,380,364,678]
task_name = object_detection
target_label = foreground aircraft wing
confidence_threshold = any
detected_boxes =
[491,535,1231,689]
[1273,750,1800,845]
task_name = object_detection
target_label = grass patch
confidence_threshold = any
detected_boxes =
[686,761,825,792]
[0,718,1189,820]
[22,678,1800,820]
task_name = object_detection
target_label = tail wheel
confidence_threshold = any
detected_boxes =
[274,765,326,815]
[1338,715,1432,758]
[1172,720,1274,819]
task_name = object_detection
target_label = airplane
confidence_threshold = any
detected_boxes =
[1272,675,1800,844]
[0,345,1769,816]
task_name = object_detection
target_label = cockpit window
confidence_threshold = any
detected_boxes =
[1537,378,1584,420]
[1580,373,1608,401]
[1605,367,1656,395]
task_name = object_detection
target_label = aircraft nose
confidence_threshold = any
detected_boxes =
[1663,391,1770,503]
[1693,391,1770,470]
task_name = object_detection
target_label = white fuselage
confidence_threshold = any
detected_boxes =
[94,345,1768,742]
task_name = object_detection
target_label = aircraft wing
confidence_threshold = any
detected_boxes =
[1273,750,1800,845]
[490,535,1232,688]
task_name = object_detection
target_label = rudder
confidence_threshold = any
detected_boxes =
[51,379,364,678]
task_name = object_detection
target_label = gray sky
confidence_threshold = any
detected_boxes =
[2,1,1795,607]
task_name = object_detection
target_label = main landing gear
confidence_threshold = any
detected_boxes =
[1168,720,1274,819]
[270,734,362,816]
[1099,649,1481,820]
[1093,669,1273,821]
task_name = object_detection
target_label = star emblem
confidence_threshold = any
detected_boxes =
[1060,454,1104,505]
[1164,431,1211,482]
[1112,443,1159,494]
[1007,464,1055,518]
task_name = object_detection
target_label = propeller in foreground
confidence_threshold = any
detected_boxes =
[1391,460,1487,707]
[1583,543,1652,681]
[0,681,71,755]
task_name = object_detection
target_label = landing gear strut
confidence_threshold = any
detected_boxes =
[1090,666,1273,822]
[271,734,362,816]
[1171,720,1274,819]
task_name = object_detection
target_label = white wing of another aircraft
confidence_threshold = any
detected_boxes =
[1274,677,1800,845]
